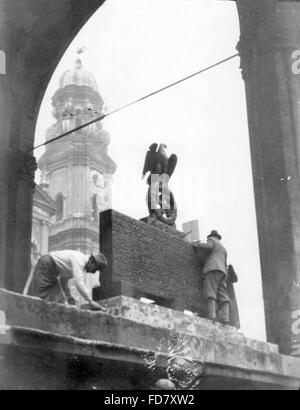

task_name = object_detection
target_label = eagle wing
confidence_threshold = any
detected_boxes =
[142,143,158,178]
[167,154,178,178]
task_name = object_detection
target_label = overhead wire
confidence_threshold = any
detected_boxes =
[32,53,239,151]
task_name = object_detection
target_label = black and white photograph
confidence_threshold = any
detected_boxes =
[0,0,300,392]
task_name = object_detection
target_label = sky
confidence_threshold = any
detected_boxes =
[35,0,266,342]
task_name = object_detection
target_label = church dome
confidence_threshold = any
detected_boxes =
[59,59,99,91]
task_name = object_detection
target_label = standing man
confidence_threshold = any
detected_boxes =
[31,250,108,311]
[194,230,230,324]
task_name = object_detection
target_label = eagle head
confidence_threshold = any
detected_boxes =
[159,143,168,153]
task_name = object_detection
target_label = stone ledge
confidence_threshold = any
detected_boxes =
[1,288,300,390]
[0,325,298,390]
[100,296,278,355]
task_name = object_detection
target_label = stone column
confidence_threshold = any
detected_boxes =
[14,152,37,293]
[236,0,300,355]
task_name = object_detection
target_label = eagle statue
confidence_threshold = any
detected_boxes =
[142,143,178,185]
[142,143,178,227]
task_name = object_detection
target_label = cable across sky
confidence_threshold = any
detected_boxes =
[33,53,239,151]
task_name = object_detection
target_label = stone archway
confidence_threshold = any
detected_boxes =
[0,0,106,293]
[1,0,300,356]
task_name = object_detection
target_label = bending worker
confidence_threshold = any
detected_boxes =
[31,250,108,311]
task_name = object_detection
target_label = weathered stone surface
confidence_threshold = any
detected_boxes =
[1,289,300,389]
[100,296,278,355]
[0,343,141,390]
[97,210,208,316]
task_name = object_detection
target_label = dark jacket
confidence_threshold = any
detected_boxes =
[197,237,228,276]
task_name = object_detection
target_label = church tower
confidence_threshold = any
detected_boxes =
[38,56,116,254]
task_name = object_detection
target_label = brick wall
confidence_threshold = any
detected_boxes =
[97,210,206,315]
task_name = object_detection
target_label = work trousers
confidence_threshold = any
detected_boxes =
[33,255,65,303]
[203,270,230,303]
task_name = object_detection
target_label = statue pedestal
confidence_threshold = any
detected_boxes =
[1,289,300,390]
[140,214,177,230]
[95,209,208,317]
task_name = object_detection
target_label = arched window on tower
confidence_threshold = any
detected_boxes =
[55,194,64,222]
[91,194,99,223]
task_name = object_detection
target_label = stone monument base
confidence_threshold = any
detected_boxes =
[0,289,300,390]
[98,210,209,319]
